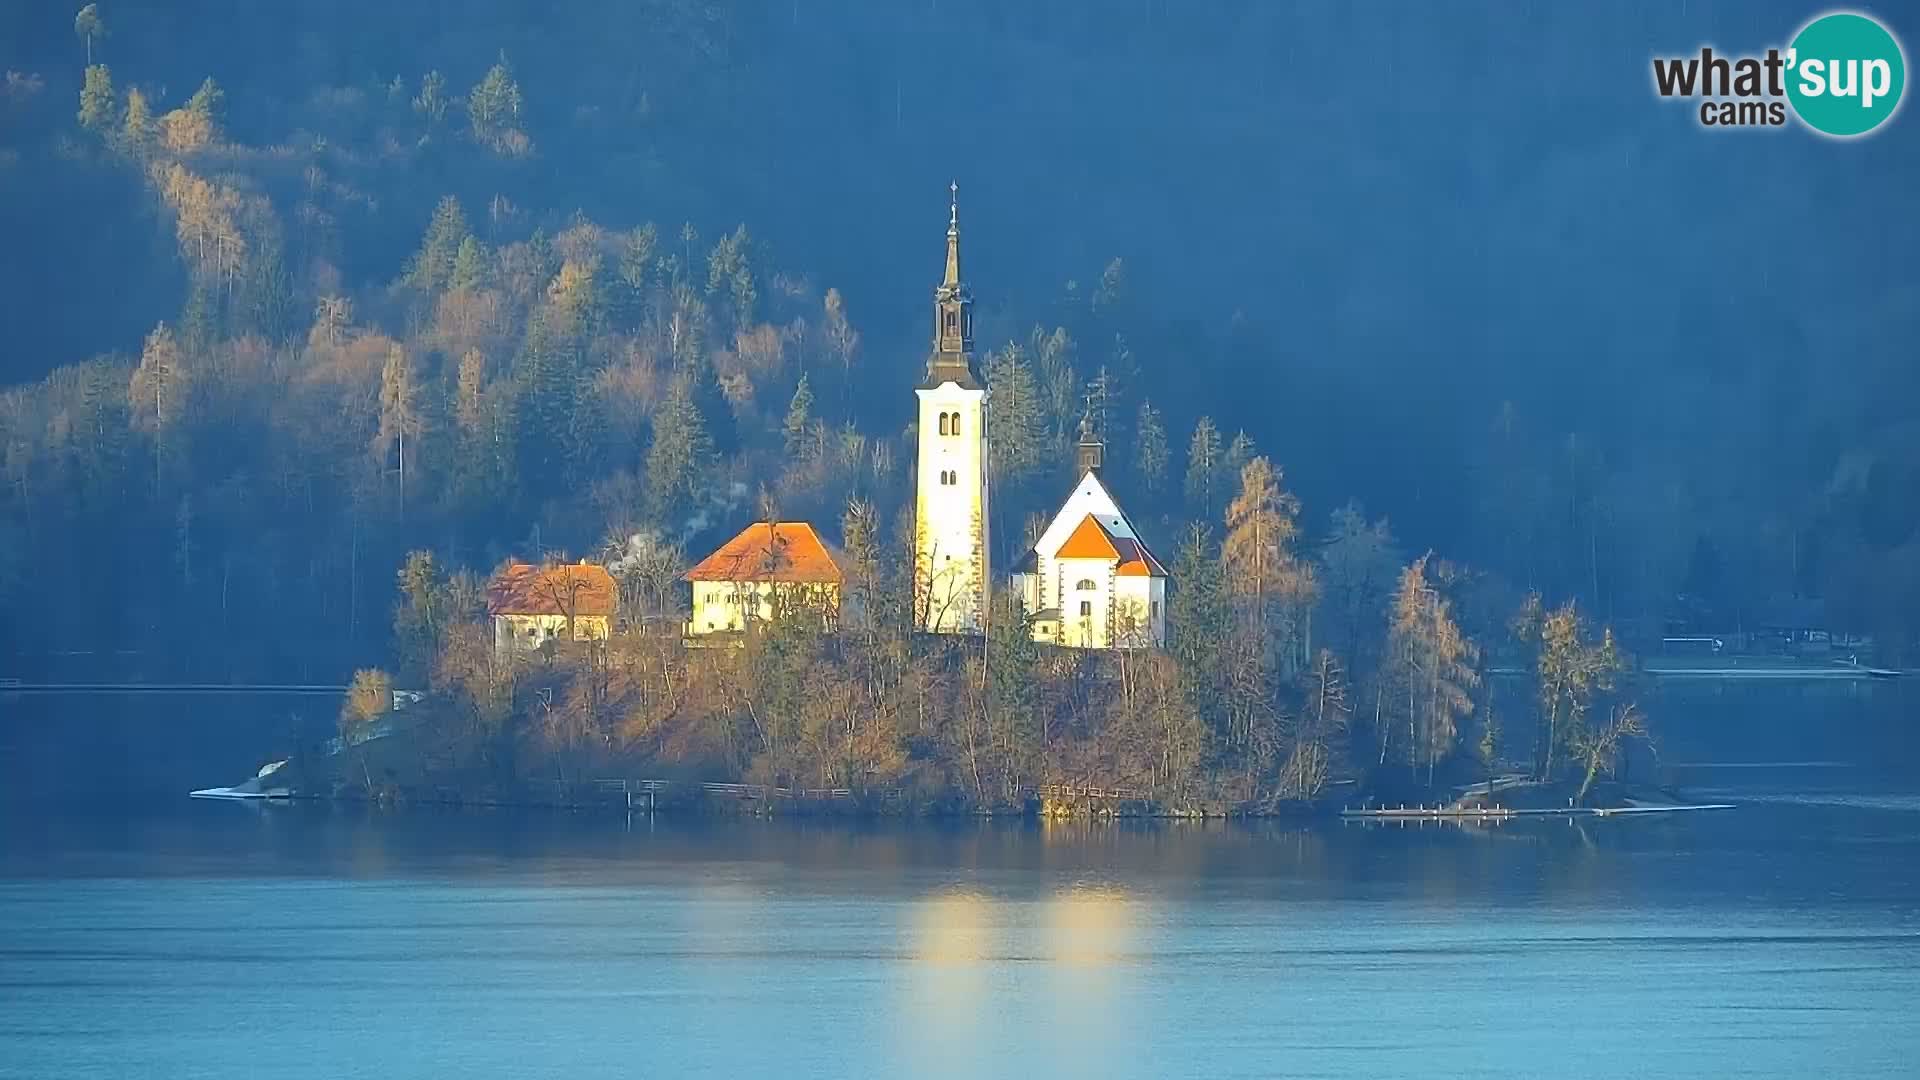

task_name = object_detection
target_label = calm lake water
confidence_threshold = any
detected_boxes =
[2,681,1917,1079]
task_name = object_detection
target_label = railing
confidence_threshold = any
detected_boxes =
[1039,784,1145,801]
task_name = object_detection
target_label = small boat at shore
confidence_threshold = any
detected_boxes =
[190,759,293,801]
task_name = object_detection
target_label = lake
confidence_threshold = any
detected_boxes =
[2,681,1917,1078]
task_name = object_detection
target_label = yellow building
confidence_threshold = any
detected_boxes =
[485,561,617,654]
[684,522,845,637]
[914,183,990,635]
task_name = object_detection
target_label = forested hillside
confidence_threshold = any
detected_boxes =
[1,1,1916,688]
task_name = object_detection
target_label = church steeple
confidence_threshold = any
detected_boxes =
[923,181,979,389]
[1075,401,1105,474]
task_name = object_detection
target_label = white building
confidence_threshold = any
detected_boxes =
[914,183,989,634]
[485,561,617,654]
[1010,422,1170,649]
[684,521,844,638]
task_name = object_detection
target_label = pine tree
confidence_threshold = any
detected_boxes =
[468,55,523,147]
[78,64,114,134]
[1134,399,1168,496]
[449,236,487,291]
[983,344,1044,485]
[646,372,714,522]
[1184,416,1223,518]
[74,5,106,65]
[783,374,814,458]
[409,195,470,293]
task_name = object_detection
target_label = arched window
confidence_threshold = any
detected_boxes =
[1075,578,1098,591]
[938,413,949,436]
[950,414,961,437]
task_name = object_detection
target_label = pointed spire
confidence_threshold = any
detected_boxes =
[1075,395,1105,474]
[943,180,962,288]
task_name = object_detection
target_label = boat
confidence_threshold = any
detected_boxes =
[190,759,294,800]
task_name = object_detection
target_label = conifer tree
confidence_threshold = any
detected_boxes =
[646,372,714,521]
[448,236,487,292]
[783,374,814,458]
[1134,399,1168,496]
[1184,415,1223,518]
[983,344,1044,485]
[74,5,106,66]
[409,196,470,293]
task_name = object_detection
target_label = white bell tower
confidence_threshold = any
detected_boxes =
[914,183,989,634]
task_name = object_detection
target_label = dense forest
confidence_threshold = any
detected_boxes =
[0,4,1914,804]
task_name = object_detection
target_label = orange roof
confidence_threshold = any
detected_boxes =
[1056,515,1121,560]
[685,522,844,584]
[487,562,618,617]
[1053,515,1167,577]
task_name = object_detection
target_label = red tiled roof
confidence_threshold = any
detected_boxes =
[486,562,618,617]
[685,522,844,584]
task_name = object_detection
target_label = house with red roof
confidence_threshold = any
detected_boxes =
[486,560,618,654]
[1009,417,1170,649]
[683,521,845,637]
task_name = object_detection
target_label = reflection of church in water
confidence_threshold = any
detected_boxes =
[912,186,1168,649]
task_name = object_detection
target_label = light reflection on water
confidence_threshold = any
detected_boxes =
[0,681,1917,1078]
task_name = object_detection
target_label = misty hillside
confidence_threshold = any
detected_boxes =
[1,0,1916,678]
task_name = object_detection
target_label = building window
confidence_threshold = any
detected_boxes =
[950,414,960,437]
[1150,600,1160,620]
[938,412,950,436]
[1079,601,1092,618]
[1075,578,1097,591]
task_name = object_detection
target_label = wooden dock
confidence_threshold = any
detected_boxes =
[1341,803,1735,821]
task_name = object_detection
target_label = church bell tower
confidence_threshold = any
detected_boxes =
[914,183,989,634]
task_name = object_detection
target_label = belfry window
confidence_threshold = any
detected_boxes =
[938,413,949,436]
[949,414,960,437]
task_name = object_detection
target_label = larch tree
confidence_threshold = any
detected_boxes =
[121,86,151,154]
[412,70,448,127]
[78,64,114,134]
[375,344,422,516]
[1385,554,1480,784]
[822,287,859,404]
[1223,455,1310,639]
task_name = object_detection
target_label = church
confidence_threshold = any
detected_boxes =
[912,186,1169,648]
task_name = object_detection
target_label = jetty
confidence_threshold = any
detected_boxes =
[1341,802,1734,821]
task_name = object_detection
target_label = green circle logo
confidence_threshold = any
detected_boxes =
[1787,12,1906,137]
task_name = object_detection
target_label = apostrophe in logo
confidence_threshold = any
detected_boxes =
[1785,12,1905,136]
[1651,10,1906,137]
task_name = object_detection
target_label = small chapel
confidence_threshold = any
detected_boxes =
[911,185,1169,649]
